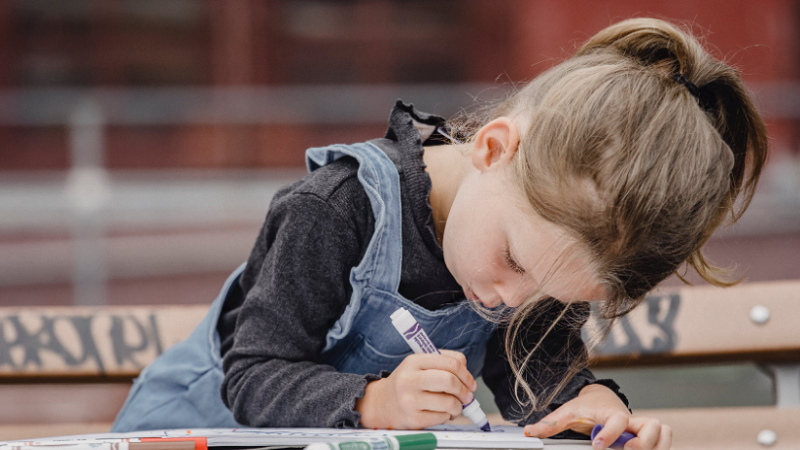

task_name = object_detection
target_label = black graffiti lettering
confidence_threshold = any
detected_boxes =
[591,293,681,356]
[0,316,102,368]
[0,321,16,368]
[646,294,680,353]
[5,316,45,366]
[66,316,105,372]
[593,315,643,356]
[110,315,151,367]
[618,316,644,353]
[9,316,65,366]
[148,314,163,356]
[0,312,165,372]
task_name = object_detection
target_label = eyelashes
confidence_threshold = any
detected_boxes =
[503,246,526,275]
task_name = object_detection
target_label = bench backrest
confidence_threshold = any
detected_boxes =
[0,279,797,380]
[586,280,800,367]
[0,306,207,380]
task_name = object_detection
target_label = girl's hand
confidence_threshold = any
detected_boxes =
[522,384,672,450]
[356,349,477,429]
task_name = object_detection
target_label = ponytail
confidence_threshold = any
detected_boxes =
[574,18,769,287]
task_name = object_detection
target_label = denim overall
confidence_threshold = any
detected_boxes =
[112,142,497,432]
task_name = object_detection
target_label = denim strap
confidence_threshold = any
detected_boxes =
[306,142,403,294]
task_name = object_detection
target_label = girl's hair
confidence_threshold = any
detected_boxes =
[454,18,768,416]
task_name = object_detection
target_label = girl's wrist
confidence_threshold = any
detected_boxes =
[579,383,610,396]
[356,379,386,429]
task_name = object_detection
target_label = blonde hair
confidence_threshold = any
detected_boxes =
[454,18,768,417]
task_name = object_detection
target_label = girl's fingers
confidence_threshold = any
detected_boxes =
[404,409,452,430]
[656,424,673,450]
[522,408,577,438]
[592,411,630,450]
[623,417,662,450]
[408,353,477,392]
[439,349,475,389]
[414,391,464,420]
[620,417,672,450]
[439,349,468,367]
[418,369,474,404]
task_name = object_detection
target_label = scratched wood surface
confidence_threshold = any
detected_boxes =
[0,279,798,378]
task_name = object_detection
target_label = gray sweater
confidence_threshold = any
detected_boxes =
[217,101,626,438]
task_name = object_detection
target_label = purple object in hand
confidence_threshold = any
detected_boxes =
[591,424,636,450]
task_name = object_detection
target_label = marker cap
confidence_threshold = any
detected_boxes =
[390,308,415,332]
[304,444,330,450]
[395,433,437,450]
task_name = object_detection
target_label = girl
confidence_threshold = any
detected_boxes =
[113,18,767,450]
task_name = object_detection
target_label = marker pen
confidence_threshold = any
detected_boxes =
[7,439,203,450]
[390,307,491,432]
[305,433,436,450]
[591,424,636,450]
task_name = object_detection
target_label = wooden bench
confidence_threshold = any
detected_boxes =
[0,305,208,440]
[584,280,800,450]
[0,281,798,449]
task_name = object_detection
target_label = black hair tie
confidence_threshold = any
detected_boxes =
[672,73,716,112]
[672,73,700,98]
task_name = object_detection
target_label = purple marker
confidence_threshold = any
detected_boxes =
[390,307,491,432]
[591,424,636,450]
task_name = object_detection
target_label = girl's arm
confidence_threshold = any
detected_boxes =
[522,384,672,450]
[221,182,375,428]
[483,300,671,448]
[482,298,628,439]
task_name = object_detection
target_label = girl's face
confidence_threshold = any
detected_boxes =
[443,164,606,309]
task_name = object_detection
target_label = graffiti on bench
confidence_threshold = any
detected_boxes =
[0,292,681,374]
[585,293,681,357]
[0,308,206,376]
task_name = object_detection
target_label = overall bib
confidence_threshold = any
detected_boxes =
[112,142,497,432]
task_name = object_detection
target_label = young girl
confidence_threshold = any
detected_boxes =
[113,18,767,450]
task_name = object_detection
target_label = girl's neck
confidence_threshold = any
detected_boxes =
[422,144,474,247]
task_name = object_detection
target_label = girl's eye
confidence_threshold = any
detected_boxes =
[503,247,525,275]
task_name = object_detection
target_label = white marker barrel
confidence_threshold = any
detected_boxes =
[391,307,440,355]
[390,307,492,432]
[305,434,437,450]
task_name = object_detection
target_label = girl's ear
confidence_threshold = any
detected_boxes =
[471,117,520,172]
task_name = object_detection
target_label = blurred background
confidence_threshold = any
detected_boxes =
[0,0,799,413]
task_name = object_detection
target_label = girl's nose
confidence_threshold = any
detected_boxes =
[492,280,524,308]
[493,276,538,308]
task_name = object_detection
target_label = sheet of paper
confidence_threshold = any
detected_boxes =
[0,426,543,449]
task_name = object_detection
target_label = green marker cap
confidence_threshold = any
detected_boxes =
[395,433,437,450]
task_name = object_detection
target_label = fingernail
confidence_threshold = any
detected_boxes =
[592,438,604,450]
[466,391,475,403]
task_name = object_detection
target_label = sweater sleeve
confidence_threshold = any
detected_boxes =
[482,298,629,439]
[220,189,376,428]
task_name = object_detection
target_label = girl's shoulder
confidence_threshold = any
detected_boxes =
[283,154,364,203]
[268,154,374,238]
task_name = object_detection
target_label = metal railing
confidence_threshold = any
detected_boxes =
[0,82,798,305]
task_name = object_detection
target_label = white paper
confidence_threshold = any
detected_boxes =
[0,426,542,450]
[0,443,130,450]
